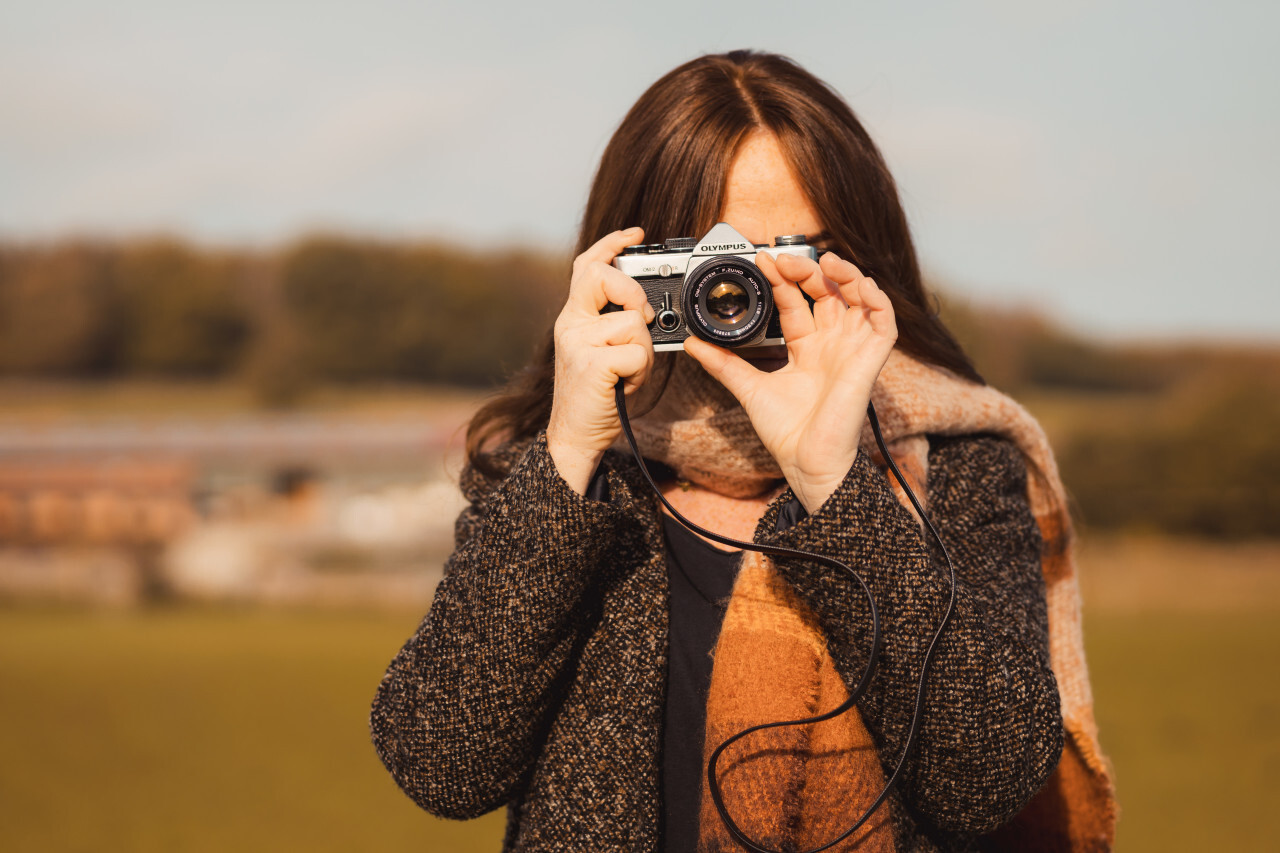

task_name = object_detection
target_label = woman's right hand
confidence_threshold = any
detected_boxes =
[547,227,656,496]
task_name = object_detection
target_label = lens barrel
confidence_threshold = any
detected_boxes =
[682,256,773,347]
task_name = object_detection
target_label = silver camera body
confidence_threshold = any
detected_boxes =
[609,222,817,352]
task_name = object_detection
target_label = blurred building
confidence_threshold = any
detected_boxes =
[0,412,469,608]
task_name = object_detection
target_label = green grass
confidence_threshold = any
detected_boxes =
[0,603,1276,851]
[1084,611,1280,851]
[0,605,505,853]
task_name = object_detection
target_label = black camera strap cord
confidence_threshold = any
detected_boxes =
[614,379,959,852]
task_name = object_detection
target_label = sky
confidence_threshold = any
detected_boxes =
[2,0,1277,341]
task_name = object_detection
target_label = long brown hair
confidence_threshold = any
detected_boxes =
[465,50,982,478]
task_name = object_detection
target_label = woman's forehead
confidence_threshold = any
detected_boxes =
[720,131,822,246]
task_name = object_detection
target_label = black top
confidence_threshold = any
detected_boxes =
[657,494,810,851]
[660,512,742,851]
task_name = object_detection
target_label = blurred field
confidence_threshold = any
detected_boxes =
[1086,610,1279,851]
[2,536,1278,852]
[0,605,507,852]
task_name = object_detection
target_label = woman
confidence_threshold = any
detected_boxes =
[370,51,1115,851]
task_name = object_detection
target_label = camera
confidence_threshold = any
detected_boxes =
[607,222,818,351]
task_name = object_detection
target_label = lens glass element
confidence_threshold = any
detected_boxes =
[705,280,749,325]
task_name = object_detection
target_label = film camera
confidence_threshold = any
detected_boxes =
[607,222,818,351]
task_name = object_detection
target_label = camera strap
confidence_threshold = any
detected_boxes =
[614,378,958,852]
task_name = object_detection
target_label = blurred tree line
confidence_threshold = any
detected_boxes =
[0,238,1276,539]
[941,297,1280,540]
[0,237,564,398]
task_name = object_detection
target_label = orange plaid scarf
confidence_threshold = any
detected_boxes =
[619,350,1117,851]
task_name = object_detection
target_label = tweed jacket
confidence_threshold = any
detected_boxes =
[370,428,1064,851]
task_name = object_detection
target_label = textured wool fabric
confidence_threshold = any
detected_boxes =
[626,354,896,849]
[622,350,1116,851]
[620,352,785,498]
[698,550,896,853]
[369,430,1061,851]
[864,352,1117,853]
[369,351,1112,850]
[372,429,1057,850]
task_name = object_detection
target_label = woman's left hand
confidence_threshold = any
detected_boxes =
[683,251,897,515]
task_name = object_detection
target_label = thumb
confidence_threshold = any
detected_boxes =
[683,337,759,403]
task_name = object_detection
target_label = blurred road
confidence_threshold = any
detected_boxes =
[0,415,458,462]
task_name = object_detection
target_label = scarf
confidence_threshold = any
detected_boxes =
[614,349,1117,851]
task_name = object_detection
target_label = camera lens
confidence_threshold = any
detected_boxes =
[682,256,773,347]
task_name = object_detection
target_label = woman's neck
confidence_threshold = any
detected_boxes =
[657,477,786,552]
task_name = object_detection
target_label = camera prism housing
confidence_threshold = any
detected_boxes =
[607,222,818,352]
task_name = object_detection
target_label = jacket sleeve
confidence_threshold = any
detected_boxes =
[754,434,1064,835]
[368,429,628,819]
